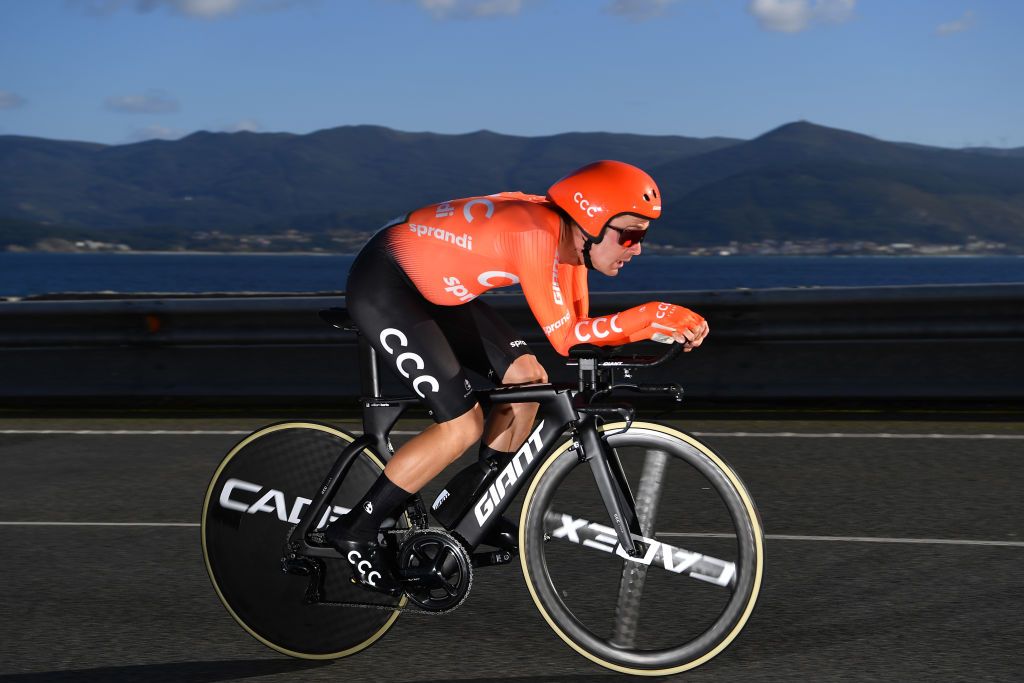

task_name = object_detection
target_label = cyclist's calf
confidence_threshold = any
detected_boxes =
[382,403,484,492]
[483,355,547,454]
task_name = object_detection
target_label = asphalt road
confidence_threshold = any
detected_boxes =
[0,414,1022,682]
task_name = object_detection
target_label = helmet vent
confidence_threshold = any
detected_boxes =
[643,193,650,201]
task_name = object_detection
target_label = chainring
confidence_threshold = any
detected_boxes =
[396,528,473,613]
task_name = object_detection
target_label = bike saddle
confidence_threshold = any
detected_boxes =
[318,307,358,332]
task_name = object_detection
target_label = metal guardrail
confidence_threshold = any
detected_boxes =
[1,284,1022,404]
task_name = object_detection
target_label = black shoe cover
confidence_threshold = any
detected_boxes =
[324,530,403,597]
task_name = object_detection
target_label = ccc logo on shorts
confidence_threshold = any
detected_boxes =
[379,328,440,398]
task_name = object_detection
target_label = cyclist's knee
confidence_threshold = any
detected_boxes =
[502,355,548,385]
[436,403,485,453]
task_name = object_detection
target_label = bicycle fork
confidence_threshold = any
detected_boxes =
[574,413,644,557]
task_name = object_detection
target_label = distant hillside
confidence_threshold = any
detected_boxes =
[963,146,1024,158]
[0,126,736,234]
[651,122,1024,247]
[2,122,1023,251]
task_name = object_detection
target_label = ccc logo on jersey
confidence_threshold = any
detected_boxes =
[574,315,623,342]
[463,198,495,223]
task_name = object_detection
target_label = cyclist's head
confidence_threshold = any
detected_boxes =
[546,160,662,244]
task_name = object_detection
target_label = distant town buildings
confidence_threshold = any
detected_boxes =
[5,231,1019,255]
[648,238,1015,256]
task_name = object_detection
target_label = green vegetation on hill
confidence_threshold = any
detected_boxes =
[2,122,1022,252]
[653,123,1024,248]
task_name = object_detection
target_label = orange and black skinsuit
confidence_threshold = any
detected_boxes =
[346,192,680,422]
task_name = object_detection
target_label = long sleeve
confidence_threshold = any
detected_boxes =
[495,205,701,356]
[513,239,678,355]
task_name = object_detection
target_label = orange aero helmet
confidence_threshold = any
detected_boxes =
[546,160,662,241]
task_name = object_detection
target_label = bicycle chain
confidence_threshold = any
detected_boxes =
[311,595,455,616]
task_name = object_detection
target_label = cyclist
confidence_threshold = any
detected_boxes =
[326,160,709,594]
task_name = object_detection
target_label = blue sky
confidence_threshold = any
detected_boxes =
[0,0,1020,148]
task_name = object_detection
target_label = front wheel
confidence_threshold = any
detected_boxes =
[519,421,764,676]
[201,421,408,659]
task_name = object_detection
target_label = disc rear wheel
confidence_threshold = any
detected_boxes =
[201,422,408,659]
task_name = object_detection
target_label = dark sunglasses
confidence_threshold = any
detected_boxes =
[606,225,649,248]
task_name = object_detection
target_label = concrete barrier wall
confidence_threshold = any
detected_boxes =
[1,284,1022,405]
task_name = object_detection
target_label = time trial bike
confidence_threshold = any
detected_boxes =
[201,307,764,676]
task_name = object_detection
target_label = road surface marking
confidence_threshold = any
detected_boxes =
[0,522,1020,547]
[2,429,1021,439]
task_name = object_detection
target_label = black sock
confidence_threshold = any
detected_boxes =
[479,444,516,470]
[329,472,411,543]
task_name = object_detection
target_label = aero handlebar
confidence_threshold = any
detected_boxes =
[567,342,682,369]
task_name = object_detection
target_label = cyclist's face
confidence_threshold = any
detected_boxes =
[590,216,649,276]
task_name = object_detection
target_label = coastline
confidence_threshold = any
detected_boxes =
[3,249,1022,258]
[3,252,1023,300]
[3,249,349,256]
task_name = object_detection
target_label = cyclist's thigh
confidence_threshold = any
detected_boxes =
[430,298,534,384]
[346,242,476,424]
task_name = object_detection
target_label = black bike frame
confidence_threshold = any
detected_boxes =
[291,392,643,558]
[457,382,670,554]
[288,313,679,565]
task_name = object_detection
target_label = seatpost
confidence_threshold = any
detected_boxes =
[357,334,382,399]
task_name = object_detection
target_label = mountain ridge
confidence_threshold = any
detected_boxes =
[2,121,1022,252]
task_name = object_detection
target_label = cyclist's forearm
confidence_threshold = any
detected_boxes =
[566,303,669,349]
[544,308,648,355]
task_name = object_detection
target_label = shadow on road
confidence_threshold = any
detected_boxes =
[405,678,639,682]
[0,658,329,683]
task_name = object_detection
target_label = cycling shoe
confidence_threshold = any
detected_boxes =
[324,530,403,597]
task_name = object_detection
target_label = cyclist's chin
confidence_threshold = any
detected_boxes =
[600,260,625,276]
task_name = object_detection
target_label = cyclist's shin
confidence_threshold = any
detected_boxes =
[328,472,410,542]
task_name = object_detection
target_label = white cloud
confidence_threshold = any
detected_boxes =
[411,0,524,20]
[604,0,679,21]
[748,0,855,33]
[105,91,180,114]
[937,10,974,36]
[75,0,312,20]
[169,0,244,18]
[127,124,184,142]
[0,90,27,110]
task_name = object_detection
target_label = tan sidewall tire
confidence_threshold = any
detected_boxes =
[201,421,408,659]
[518,421,764,676]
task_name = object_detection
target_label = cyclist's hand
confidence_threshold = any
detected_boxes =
[646,304,709,351]
[674,318,709,351]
